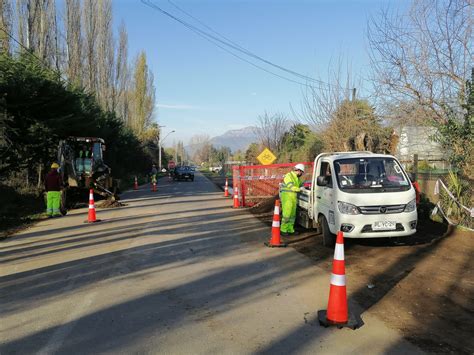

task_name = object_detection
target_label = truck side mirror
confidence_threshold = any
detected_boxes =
[316,176,327,186]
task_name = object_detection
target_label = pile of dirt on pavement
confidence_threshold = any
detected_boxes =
[249,195,278,215]
[96,199,126,208]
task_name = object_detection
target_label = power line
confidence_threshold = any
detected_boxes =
[145,0,332,88]
[141,0,316,88]
[142,0,349,91]
[0,26,67,84]
[166,0,253,55]
[166,0,326,85]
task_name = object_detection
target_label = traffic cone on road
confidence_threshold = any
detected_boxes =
[233,187,239,208]
[318,231,361,329]
[134,176,138,190]
[264,199,287,248]
[224,178,229,197]
[151,181,157,192]
[84,189,101,223]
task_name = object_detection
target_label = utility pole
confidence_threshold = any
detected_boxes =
[158,129,175,171]
[174,142,178,165]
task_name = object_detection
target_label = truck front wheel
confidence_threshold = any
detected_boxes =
[319,215,335,247]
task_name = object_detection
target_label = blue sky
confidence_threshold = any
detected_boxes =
[114,0,402,145]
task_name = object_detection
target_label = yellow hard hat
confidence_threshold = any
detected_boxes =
[51,162,60,169]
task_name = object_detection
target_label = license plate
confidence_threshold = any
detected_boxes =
[372,221,396,230]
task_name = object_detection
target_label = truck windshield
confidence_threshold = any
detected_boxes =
[334,157,411,193]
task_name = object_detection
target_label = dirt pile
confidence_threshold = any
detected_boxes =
[96,200,126,208]
[249,195,278,214]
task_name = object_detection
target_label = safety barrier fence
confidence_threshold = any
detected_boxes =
[433,179,474,231]
[232,162,314,207]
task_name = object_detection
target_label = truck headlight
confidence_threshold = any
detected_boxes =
[337,201,360,215]
[404,199,416,212]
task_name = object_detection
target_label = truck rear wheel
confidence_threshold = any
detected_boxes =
[319,215,335,247]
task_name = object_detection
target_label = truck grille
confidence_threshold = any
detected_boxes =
[358,204,405,215]
[361,223,405,233]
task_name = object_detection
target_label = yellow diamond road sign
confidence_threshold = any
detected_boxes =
[257,148,277,165]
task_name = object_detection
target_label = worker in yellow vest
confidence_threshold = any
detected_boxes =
[280,164,305,236]
[44,162,63,217]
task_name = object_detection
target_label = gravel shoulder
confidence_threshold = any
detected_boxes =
[206,173,474,354]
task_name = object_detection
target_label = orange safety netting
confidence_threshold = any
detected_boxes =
[232,162,314,207]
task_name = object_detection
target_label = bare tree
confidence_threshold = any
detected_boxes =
[368,0,472,124]
[114,21,129,120]
[189,134,212,164]
[254,111,289,154]
[48,0,60,71]
[97,0,114,111]
[15,0,38,50]
[65,0,82,85]
[13,0,58,66]
[82,0,98,93]
[0,0,13,53]
[297,56,361,129]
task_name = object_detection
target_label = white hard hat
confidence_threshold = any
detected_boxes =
[294,163,305,172]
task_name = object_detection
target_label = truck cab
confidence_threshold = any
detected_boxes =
[298,152,417,244]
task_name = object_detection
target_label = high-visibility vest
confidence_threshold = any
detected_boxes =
[280,171,302,193]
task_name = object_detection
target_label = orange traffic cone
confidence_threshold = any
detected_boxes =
[233,186,239,208]
[84,189,101,223]
[134,176,138,190]
[264,199,287,248]
[224,178,229,197]
[318,231,361,329]
[151,182,157,192]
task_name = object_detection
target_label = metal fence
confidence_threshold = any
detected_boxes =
[232,162,314,207]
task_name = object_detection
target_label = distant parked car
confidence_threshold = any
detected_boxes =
[209,166,222,173]
[173,166,194,181]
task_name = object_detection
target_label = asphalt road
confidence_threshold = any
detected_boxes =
[0,172,423,354]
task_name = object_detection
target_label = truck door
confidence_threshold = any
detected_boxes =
[315,160,336,228]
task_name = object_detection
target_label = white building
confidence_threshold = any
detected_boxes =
[395,125,447,169]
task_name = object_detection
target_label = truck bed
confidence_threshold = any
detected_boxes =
[297,189,311,210]
[296,189,315,229]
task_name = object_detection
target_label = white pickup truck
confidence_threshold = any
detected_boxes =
[297,152,418,245]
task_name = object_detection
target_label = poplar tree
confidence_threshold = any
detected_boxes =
[0,0,12,53]
[129,51,155,138]
[97,0,114,111]
[65,0,82,86]
[82,0,98,93]
[114,22,129,120]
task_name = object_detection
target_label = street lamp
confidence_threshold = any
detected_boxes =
[159,129,175,171]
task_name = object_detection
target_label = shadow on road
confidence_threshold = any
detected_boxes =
[1,170,470,354]
[0,228,317,353]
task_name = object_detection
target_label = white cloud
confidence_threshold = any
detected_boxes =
[251,92,257,96]
[156,103,201,110]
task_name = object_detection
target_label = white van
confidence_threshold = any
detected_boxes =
[297,152,417,245]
